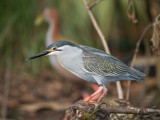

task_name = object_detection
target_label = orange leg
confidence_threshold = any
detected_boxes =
[97,86,107,102]
[84,86,107,102]
[82,84,99,100]
[92,84,99,91]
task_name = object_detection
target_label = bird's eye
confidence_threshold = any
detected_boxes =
[52,47,57,50]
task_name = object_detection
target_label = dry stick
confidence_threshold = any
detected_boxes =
[126,24,153,100]
[95,101,160,115]
[127,0,138,24]
[88,0,101,9]
[82,0,124,99]
[103,106,160,115]
[82,0,109,53]
[141,39,150,101]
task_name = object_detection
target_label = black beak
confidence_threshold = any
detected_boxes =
[26,50,50,60]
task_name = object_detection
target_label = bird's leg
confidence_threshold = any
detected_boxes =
[82,84,99,99]
[97,86,107,102]
[92,84,99,91]
[84,86,104,102]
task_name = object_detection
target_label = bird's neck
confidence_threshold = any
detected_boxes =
[46,19,62,47]
[46,19,62,67]
[58,46,83,64]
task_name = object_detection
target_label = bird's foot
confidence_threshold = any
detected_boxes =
[84,86,107,102]
[97,86,107,102]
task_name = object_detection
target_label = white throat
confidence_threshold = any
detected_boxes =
[56,45,83,76]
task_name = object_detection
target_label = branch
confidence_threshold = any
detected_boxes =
[65,100,160,120]
[126,24,153,100]
[88,0,101,9]
[127,0,138,23]
[82,0,110,53]
[151,13,160,56]
[81,0,124,99]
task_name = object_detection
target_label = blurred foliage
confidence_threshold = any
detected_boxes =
[0,0,160,75]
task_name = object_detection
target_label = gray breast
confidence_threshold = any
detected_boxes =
[57,46,96,83]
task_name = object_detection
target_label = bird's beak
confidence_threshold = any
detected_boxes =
[34,14,44,26]
[26,50,50,60]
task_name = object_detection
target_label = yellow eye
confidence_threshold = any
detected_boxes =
[52,47,56,50]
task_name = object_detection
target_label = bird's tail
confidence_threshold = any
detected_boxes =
[129,67,145,82]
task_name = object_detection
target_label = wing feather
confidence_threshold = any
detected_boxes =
[83,54,128,76]
[81,46,144,82]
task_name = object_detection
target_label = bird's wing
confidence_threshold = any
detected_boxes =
[81,46,144,81]
[82,52,128,76]
[80,45,106,54]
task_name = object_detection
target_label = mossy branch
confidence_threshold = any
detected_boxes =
[65,100,160,120]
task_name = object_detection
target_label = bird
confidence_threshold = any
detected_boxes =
[27,41,145,102]
[35,7,82,81]
[35,8,99,99]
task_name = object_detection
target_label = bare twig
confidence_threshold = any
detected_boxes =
[1,62,11,120]
[82,0,110,53]
[140,37,150,101]
[104,106,160,115]
[81,0,124,99]
[127,0,138,23]
[151,14,160,56]
[126,24,153,100]
[151,13,160,90]
[88,0,101,9]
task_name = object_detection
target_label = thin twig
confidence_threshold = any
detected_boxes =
[126,24,153,100]
[105,106,160,115]
[140,38,150,101]
[82,0,110,53]
[88,0,101,9]
[127,0,138,23]
[81,0,124,99]
[151,13,160,56]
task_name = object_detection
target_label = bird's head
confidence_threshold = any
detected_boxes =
[35,7,60,25]
[27,41,78,60]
